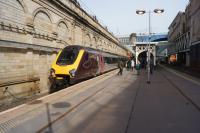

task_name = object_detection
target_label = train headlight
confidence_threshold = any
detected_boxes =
[69,69,76,77]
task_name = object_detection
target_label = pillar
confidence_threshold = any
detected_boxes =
[186,52,190,67]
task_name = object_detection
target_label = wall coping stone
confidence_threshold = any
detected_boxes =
[0,40,60,52]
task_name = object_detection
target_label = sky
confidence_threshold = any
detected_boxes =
[79,0,189,36]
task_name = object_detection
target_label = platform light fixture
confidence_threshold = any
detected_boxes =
[136,10,146,15]
[136,9,164,84]
[154,9,164,14]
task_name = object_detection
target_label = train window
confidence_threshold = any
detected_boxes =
[113,58,117,63]
[56,48,78,65]
[104,57,108,64]
[104,57,113,64]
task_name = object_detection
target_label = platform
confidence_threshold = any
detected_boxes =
[0,66,200,133]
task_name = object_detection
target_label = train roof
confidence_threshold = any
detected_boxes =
[62,45,125,58]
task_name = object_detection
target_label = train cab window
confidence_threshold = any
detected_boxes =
[56,47,78,65]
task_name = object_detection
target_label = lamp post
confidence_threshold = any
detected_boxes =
[136,9,164,84]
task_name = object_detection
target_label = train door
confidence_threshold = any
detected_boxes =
[90,54,99,76]
[83,52,91,76]
[75,51,89,80]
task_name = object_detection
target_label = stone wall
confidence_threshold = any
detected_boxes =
[168,12,185,42]
[167,0,200,67]
[188,0,200,69]
[190,0,200,44]
[0,0,128,103]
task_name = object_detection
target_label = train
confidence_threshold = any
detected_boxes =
[49,45,126,93]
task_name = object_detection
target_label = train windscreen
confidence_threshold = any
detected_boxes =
[56,47,79,65]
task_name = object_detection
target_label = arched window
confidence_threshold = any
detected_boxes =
[58,21,68,40]
[92,37,97,46]
[85,34,91,46]
[0,0,26,27]
[33,10,52,34]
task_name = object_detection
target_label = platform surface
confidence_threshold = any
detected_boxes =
[0,66,200,133]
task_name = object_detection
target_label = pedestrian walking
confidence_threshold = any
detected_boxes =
[126,60,131,70]
[150,59,154,74]
[131,59,135,71]
[136,61,141,75]
[117,60,123,75]
[144,60,147,69]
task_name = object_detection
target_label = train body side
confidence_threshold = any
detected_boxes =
[49,45,123,93]
[74,49,99,82]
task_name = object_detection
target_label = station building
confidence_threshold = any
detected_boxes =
[0,0,128,104]
[168,0,200,70]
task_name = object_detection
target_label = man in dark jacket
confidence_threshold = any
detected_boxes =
[150,59,154,74]
[117,60,123,75]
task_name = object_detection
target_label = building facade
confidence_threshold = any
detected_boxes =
[168,12,190,66]
[168,0,200,69]
[189,0,200,69]
[0,0,128,103]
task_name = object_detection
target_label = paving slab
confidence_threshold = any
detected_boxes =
[127,66,200,133]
